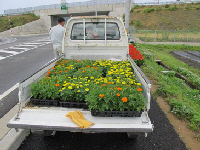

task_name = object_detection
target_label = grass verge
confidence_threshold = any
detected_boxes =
[137,44,200,139]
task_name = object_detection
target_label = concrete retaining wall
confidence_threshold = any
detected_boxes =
[0,18,49,37]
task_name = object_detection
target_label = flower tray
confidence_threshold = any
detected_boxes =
[30,98,59,106]
[91,110,142,117]
[59,101,88,109]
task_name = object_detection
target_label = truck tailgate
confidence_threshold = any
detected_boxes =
[8,107,153,133]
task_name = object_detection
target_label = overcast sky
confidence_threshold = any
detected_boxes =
[0,0,177,15]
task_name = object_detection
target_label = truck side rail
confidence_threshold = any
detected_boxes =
[18,57,62,108]
[128,55,151,111]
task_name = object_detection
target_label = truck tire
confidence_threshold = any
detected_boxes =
[127,132,139,138]
[43,130,56,137]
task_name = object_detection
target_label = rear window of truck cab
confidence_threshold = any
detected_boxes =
[71,22,120,40]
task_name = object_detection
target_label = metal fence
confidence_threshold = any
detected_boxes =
[4,0,200,15]
[129,28,200,43]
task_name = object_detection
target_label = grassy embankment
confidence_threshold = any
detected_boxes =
[137,44,200,140]
[0,14,39,32]
[128,3,200,42]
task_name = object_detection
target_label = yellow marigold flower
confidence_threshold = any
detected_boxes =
[80,85,83,87]
[77,90,80,92]
[85,84,89,86]
[85,88,89,92]
[79,82,83,84]
[68,86,73,89]
[137,83,141,86]
[71,83,75,86]
[122,81,126,85]
[59,89,62,91]
[90,77,94,79]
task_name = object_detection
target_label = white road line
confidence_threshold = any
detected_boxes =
[9,47,30,50]
[17,45,38,47]
[0,50,19,55]
[0,39,51,61]
[0,83,19,101]
[0,56,6,60]
[24,43,43,45]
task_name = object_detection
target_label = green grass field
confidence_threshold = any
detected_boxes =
[137,44,200,139]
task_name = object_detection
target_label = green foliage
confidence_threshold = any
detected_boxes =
[130,7,134,13]
[133,5,141,9]
[137,43,200,132]
[196,6,200,10]
[85,84,146,112]
[175,67,200,87]
[0,14,39,32]
[165,4,170,8]
[156,6,162,12]
[185,4,191,10]
[168,5,178,11]
[135,20,142,28]
[31,59,147,112]
[143,8,155,14]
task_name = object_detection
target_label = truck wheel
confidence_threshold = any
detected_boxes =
[127,132,139,139]
[43,130,56,137]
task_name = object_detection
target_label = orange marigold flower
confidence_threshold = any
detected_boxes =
[60,71,63,73]
[122,97,128,102]
[82,71,86,73]
[137,88,143,91]
[52,67,55,69]
[77,60,80,62]
[117,87,122,91]
[48,69,50,71]
[127,85,130,87]
[117,93,120,97]
[55,63,58,65]
[99,94,104,98]
[108,82,112,84]
[101,84,106,87]
[55,84,60,87]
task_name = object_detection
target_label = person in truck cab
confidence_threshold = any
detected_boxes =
[86,25,99,39]
[49,17,65,59]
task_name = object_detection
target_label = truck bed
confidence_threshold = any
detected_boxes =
[8,106,152,133]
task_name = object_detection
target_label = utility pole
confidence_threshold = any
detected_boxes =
[7,15,12,36]
[125,0,131,34]
[95,0,97,17]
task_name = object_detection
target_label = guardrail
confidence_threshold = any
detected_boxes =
[4,0,200,15]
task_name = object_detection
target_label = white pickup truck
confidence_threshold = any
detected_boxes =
[8,16,153,138]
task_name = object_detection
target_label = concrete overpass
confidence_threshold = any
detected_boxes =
[34,3,133,29]
[0,3,134,36]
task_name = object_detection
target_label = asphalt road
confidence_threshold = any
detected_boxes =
[0,34,54,118]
